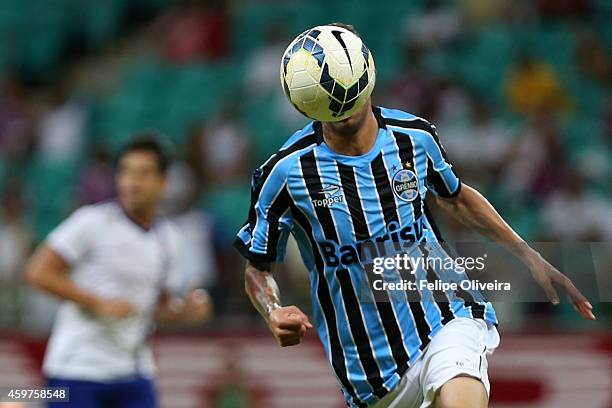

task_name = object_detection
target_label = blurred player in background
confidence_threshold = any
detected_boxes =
[235,24,595,408]
[26,137,212,408]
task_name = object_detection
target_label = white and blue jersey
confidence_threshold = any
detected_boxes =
[234,106,498,407]
[44,202,183,382]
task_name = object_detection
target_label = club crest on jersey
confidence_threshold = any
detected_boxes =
[311,183,344,208]
[392,169,419,202]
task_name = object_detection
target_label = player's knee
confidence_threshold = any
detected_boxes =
[435,375,488,408]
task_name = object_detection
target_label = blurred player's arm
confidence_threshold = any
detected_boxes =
[435,183,595,320]
[245,260,313,347]
[26,244,136,318]
[154,288,213,326]
[154,225,213,326]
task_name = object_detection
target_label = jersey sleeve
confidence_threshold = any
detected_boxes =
[423,124,461,198]
[46,206,96,265]
[234,160,293,264]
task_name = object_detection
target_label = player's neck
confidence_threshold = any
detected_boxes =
[121,204,157,231]
[322,112,378,157]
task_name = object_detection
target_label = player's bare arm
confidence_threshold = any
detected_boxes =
[155,288,213,325]
[435,182,595,320]
[245,261,313,347]
[26,244,136,318]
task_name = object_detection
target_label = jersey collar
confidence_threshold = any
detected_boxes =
[313,105,388,166]
[313,105,387,144]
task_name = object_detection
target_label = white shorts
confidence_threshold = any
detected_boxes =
[372,318,500,408]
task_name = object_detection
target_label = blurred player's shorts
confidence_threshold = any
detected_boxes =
[47,376,156,408]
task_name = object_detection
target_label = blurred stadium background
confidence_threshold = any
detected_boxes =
[0,0,611,407]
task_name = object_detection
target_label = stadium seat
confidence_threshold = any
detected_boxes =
[79,0,126,48]
[455,25,517,104]
[23,158,82,240]
[200,182,251,235]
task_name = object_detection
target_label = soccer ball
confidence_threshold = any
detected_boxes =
[280,25,376,122]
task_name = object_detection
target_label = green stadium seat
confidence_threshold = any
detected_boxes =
[242,95,283,162]
[592,0,612,14]
[200,182,251,235]
[22,157,82,240]
[519,23,575,78]
[136,0,173,10]
[454,25,517,104]
[599,23,612,49]
[81,0,126,47]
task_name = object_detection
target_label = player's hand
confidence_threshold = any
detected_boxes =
[527,253,595,320]
[181,289,213,323]
[268,305,313,347]
[94,298,137,319]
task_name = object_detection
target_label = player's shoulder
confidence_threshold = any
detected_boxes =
[50,202,117,239]
[378,106,437,134]
[378,106,421,122]
[279,121,320,150]
[67,201,117,224]
[275,121,321,165]
[378,106,442,150]
[255,122,320,182]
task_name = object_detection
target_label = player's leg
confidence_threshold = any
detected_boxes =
[434,374,487,408]
[418,317,498,408]
[47,378,104,408]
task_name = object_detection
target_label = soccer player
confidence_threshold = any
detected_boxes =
[234,24,595,408]
[26,137,212,408]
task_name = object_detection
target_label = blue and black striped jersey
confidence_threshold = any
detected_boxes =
[234,106,497,407]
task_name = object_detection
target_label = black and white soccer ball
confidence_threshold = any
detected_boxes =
[280,25,376,122]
